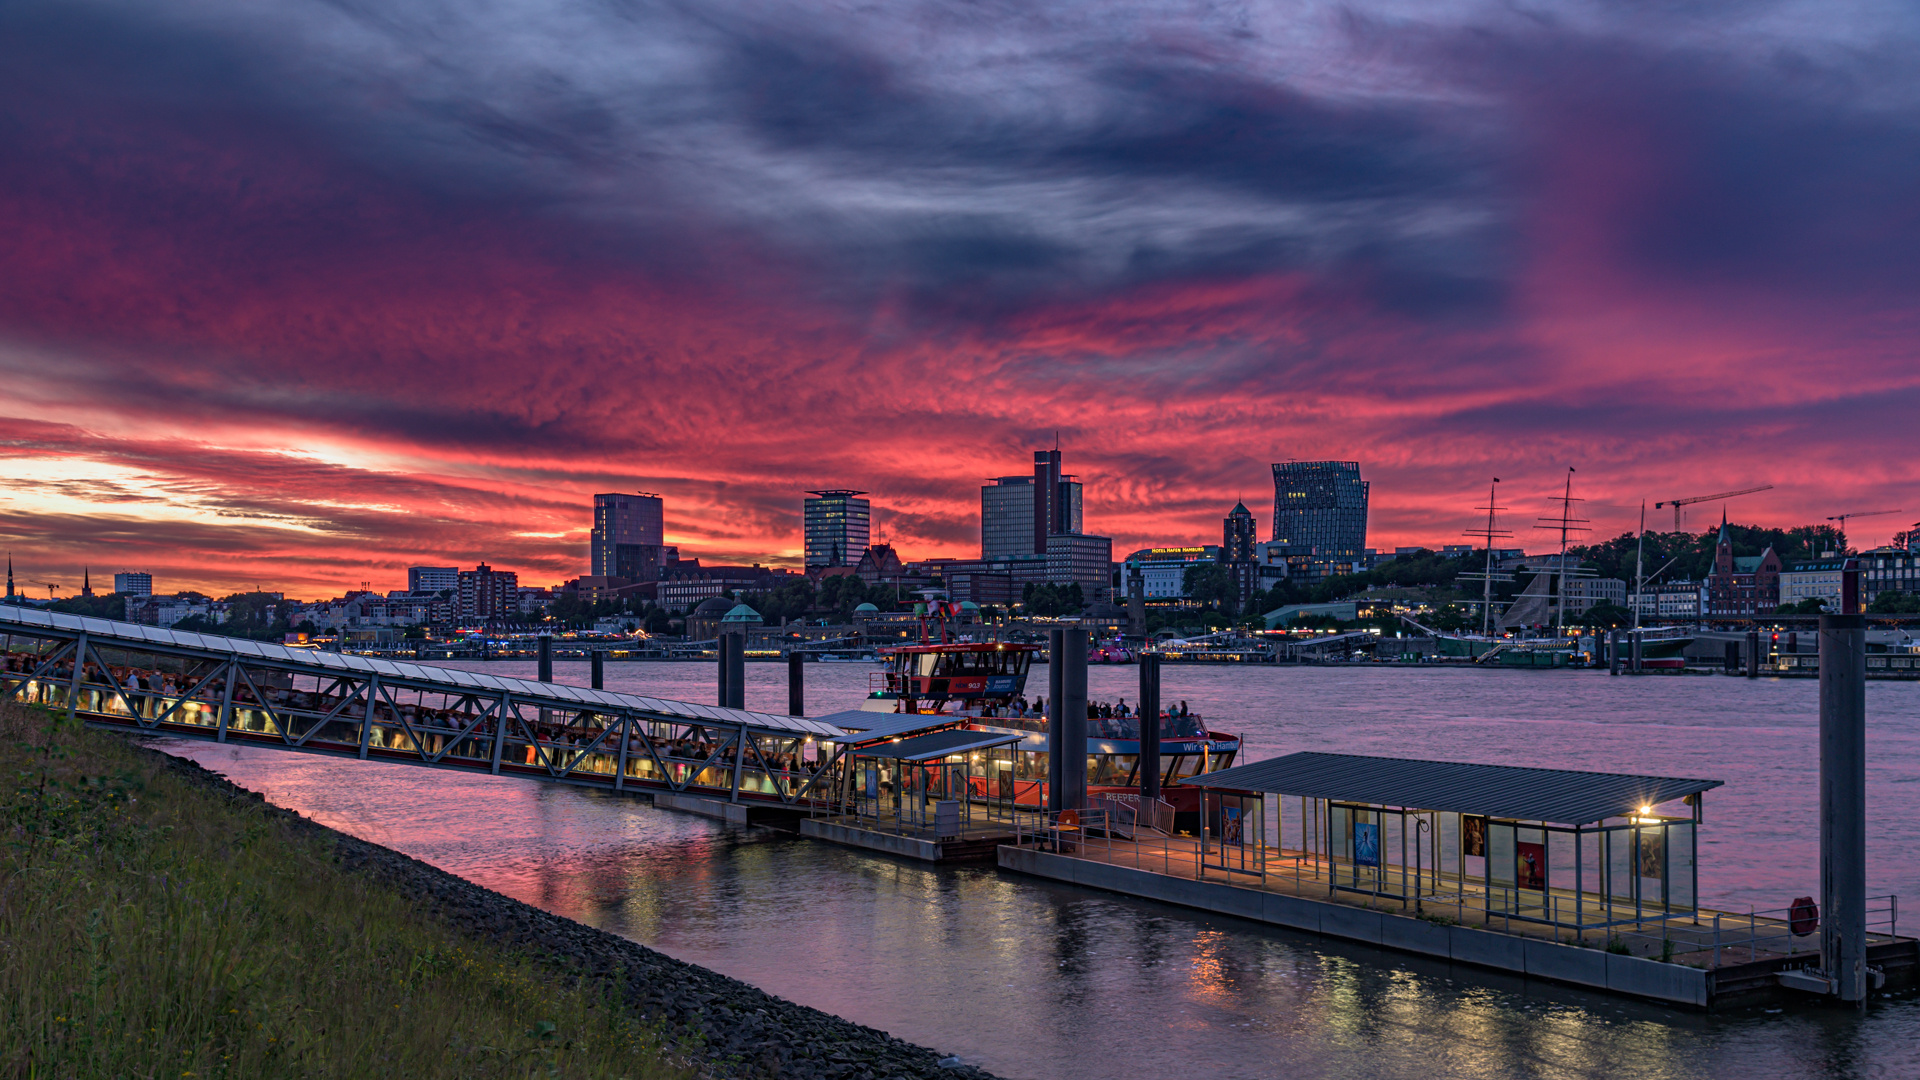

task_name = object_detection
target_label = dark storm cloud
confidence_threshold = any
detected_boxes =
[710,21,1508,305]
[1438,25,1920,297]
[7,0,1920,592]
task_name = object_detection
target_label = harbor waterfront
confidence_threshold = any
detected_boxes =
[156,660,1920,1080]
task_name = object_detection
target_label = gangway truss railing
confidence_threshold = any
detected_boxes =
[0,608,852,809]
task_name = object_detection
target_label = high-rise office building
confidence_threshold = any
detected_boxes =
[980,448,1083,559]
[1271,461,1369,556]
[804,490,871,568]
[1030,449,1082,553]
[1046,533,1112,601]
[591,493,666,582]
[981,476,1034,560]
[1223,501,1258,606]
[113,571,154,596]
[408,566,459,595]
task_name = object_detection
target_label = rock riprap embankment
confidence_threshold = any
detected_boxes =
[148,746,1002,1080]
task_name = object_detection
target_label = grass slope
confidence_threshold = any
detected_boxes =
[0,703,689,1079]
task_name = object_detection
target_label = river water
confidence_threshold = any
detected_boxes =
[161,662,1920,1079]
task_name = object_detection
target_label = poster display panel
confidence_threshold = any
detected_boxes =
[1462,814,1487,857]
[1487,822,1515,886]
[1667,822,1695,909]
[1637,826,1666,880]
[1354,820,1380,868]
[1515,840,1547,890]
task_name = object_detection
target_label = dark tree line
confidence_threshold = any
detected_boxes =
[1569,524,1845,586]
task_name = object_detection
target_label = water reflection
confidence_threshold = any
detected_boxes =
[156,662,1920,1080]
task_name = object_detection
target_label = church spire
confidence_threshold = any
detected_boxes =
[5,554,12,602]
[82,565,93,598]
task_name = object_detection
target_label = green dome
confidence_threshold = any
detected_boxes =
[959,601,981,611]
[853,602,880,614]
[721,603,763,623]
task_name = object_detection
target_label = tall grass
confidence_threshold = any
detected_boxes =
[0,703,689,1079]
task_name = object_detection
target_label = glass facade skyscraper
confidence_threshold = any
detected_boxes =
[981,477,1035,560]
[591,493,666,580]
[804,489,870,567]
[1270,461,1369,555]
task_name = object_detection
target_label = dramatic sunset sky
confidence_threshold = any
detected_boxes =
[3,0,1917,598]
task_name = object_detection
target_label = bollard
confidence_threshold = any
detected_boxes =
[1046,629,1064,814]
[788,650,805,716]
[590,650,604,690]
[1820,567,1868,1005]
[538,634,553,683]
[1059,627,1089,814]
[1139,651,1162,804]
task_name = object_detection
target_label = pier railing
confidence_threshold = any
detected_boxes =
[1616,895,1901,967]
[1006,812,1904,965]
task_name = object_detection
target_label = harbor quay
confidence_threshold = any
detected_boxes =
[4,606,1911,1018]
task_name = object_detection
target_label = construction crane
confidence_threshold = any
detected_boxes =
[29,580,61,599]
[1826,509,1902,546]
[1654,485,1773,531]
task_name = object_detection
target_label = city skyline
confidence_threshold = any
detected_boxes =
[3,2,1917,596]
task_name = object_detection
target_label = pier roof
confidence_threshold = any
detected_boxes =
[1185,751,1722,825]
[848,728,1024,762]
[824,711,973,743]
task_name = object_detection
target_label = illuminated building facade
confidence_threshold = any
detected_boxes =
[804,489,870,568]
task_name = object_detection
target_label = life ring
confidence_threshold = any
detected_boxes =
[1789,896,1819,937]
[1058,808,1080,828]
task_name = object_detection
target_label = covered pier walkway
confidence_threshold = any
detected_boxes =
[1004,751,1915,1008]
[0,608,849,816]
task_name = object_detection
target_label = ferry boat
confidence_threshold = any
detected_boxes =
[854,638,1240,824]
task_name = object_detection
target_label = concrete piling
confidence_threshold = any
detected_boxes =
[1059,627,1089,814]
[1820,602,1868,1005]
[788,650,805,716]
[1046,629,1064,814]
[1139,652,1162,804]
[537,635,553,683]
[720,633,746,710]
[590,649,604,690]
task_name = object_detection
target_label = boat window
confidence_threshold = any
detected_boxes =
[1090,753,1136,786]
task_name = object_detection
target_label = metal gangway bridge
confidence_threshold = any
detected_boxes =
[0,608,855,817]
